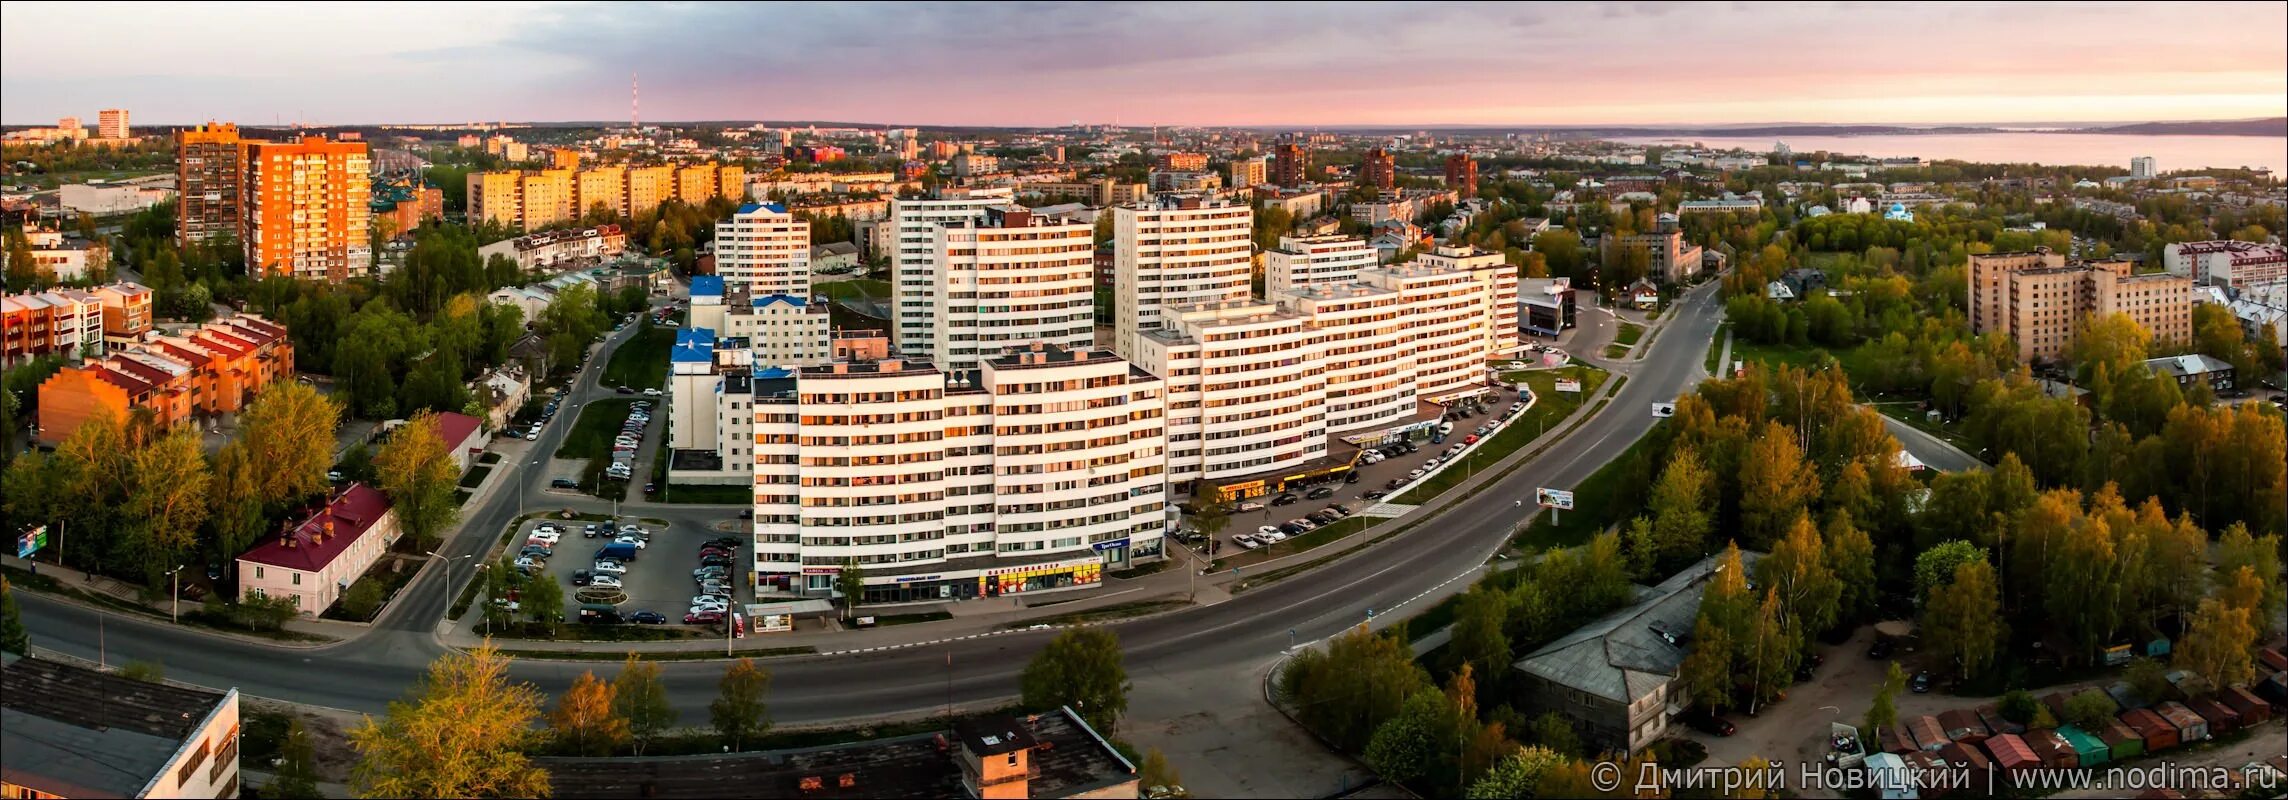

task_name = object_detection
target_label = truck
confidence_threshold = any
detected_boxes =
[595,542,638,562]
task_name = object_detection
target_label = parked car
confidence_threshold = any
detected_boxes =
[1256,525,1281,536]
[590,561,627,575]
[643,388,662,396]
[1278,523,1307,535]
[1305,486,1336,500]
[524,428,539,441]
[528,530,562,544]
[1288,518,1318,531]
[1233,534,1262,550]
[1363,490,1389,500]
[617,386,636,394]
[327,470,345,483]
[699,554,734,568]
[513,556,543,573]
[1236,501,1265,512]
[693,567,729,581]
[1867,638,1895,660]
[589,575,624,589]
[551,478,579,489]
[1681,709,1737,736]
[1407,468,1427,480]
[1910,671,1933,694]
[1323,505,1350,517]
[1464,434,1479,445]
[628,611,668,625]
[571,570,593,587]
[690,594,730,609]
[613,535,647,549]
[1385,479,1405,491]
[684,610,725,624]
[1270,493,1300,506]
[708,537,742,549]
[518,545,552,560]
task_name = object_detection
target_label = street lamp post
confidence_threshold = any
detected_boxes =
[427,550,472,619]
[475,563,492,636]
[166,564,187,624]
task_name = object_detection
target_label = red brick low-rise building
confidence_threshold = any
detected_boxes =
[35,314,292,445]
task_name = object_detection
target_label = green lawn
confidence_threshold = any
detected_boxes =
[1615,321,1645,346]
[556,399,640,460]
[1509,420,1668,553]
[602,327,674,390]
[653,483,752,504]
[1705,322,1731,374]
[1397,364,1609,504]
[812,279,891,304]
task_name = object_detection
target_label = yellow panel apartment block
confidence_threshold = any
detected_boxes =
[469,171,524,230]
[625,166,674,218]
[716,165,746,202]
[519,170,574,231]
[576,166,627,218]
[676,165,716,204]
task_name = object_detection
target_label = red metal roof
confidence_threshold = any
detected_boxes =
[432,411,484,452]
[151,341,213,368]
[237,484,392,572]
[90,365,153,396]
[192,328,254,357]
[1982,733,2038,770]
[107,358,174,387]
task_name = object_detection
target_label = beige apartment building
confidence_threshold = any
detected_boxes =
[1968,249,2193,363]
[625,165,675,218]
[577,165,627,217]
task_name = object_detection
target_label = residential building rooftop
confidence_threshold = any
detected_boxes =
[0,653,238,799]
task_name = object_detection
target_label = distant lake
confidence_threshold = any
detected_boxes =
[1612,133,2288,176]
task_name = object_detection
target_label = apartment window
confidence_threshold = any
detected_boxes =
[254,566,264,580]
[292,573,301,586]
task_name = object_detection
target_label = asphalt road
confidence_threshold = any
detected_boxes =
[20,281,1733,726]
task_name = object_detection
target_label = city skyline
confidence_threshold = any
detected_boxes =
[4,1,2284,128]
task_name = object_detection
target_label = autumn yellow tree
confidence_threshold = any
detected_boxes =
[375,412,461,547]
[2176,595,2259,690]
[1738,422,1820,551]
[231,381,343,504]
[127,429,212,586]
[547,671,630,757]
[350,641,551,798]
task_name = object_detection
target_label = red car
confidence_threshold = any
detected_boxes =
[684,610,725,624]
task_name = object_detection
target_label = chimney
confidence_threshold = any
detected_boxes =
[323,518,336,543]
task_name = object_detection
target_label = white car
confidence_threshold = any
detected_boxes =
[1257,525,1280,536]
[700,584,733,598]
[689,596,729,610]
[642,388,662,396]
[590,561,628,575]
[528,530,562,544]
[513,556,542,572]
[588,575,624,589]
[613,535,647,549]
[524,429,539,441]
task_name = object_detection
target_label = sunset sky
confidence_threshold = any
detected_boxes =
[5,1,2284,128]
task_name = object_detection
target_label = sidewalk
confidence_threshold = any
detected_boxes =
[0,555,362,645]
[438,553,1233,658]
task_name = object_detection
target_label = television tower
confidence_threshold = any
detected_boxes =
[631,72,640,131]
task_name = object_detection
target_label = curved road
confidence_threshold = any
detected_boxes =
[23,282,1733,726]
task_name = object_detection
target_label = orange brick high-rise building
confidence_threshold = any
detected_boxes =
[244,136,371,282]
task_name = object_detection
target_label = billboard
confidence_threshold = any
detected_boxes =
[16,525,47,559]
[1554,378,1582,393]
[1535,488,1575,510]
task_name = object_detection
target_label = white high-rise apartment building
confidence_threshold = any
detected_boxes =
[715,202,811,297]
[1276,283,1417,435]
[1131,301,1328,484]
[929,206,1097,374]
[1263,234,1376,297]
[728,345,1166,601]
[707,203,829,366]
[1368,246,1521,403]
[890,187,1016,356]
[2130,156,2156,180]
[1112,194,1253,360]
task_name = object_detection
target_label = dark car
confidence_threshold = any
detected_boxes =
[1681,709,1737,737]
[1305,486,1337,500]
[629,611,668,625]
[697,547,735,560]
[551,478,578,489]
[1323,504,1351,517]
[1910,670,1933,694]
[1386,478,1405,491]
[571,570,593,586]
[1270,493,1300,506]
[644,482,657,494]
[1278,523,1307,535]
[709,537,743,549]
[1363,490,1390,500]
[1868,638,1895,660]
[616,385,635,394]
[699,555,735,568]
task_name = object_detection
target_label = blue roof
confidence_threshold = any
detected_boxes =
[736,202,788,215]
[753,294,808,308]
[671,327,717,363]
[675,327,716,347]
[688,275,724,297]
[756,367,795,380]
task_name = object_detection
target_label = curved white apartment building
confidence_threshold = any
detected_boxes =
[1366,245,1521,403]
[890,187,1016,356]
[728,346,1166,602]
[1277,283,1416,435]
[1264,234,1377,296]
[1133,301,1328,485]
[1112,194,1254,360]
[931,206,1097,373]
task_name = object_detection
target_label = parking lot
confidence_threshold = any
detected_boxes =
[1183,383,1530,558]
[506,517,747,628]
